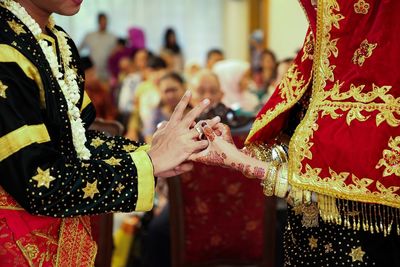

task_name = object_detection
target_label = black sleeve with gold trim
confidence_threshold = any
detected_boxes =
[0,20,155,217]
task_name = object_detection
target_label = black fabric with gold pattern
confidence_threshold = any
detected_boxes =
[0,5,153,217]
[283,205,400,266]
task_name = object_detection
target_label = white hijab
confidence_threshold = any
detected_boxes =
[213,59,258,112]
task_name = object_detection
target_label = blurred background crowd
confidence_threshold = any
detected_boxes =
[55,1,308,266]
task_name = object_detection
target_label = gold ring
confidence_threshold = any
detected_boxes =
[195,125,203,139]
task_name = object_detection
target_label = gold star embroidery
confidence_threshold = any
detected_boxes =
[82,180,100,199]
[90,137,104,148]
[0,81,8,99]
[32,167,56,188]
[324,243,333,253]
[8,20,26,35]
[104,157,122,166]
[115,183,125,194]
[308,236,318,250]
[349,246,365,262]
[122,144,137,152]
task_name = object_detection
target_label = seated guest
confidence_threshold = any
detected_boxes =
[143,72,186,143]
[190,70,253,128]
[81,57,117,120]
[117,49,149,127]
[125,56,167,141]
[212,59,260,116]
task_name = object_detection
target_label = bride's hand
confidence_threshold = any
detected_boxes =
[189,122,240,168]
[190,121,269,180]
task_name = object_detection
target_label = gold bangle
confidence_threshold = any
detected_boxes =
[288,186,303,207]
[260,160,279,196]
[274,163,289,198]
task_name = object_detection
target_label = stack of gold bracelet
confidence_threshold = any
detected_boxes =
[247,142,289,198]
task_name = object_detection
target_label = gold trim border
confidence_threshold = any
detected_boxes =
[0,124,50,161]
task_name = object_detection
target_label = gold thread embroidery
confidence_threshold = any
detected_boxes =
[0,80,8,98]
[317,82,400,127]
[352,39,377,67]
[246,64,311,142]
[289,0,344,187]
[302,31,314,62]
[376,136,400,177]
[354,0,370,15]
[31,167,56,189]
[82,180,100,199]
[348,246,365,262]
[103,156,122,166]
[90,137,104,148]
[7,19,26,35]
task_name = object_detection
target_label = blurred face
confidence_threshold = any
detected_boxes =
[262,53,276,70]
[168,33,176,45]
[207,53,224,69]
[159,78,185,109]
[133,50,148,71]
[192,75,223,107]
[99,16,107,31]
[25,0,83,16]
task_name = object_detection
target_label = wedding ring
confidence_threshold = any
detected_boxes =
[194,125,203,139]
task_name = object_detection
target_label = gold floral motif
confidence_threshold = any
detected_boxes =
[376,136,400,177]
[292,165,400,209]
[354,0,370,14]
[302,31,314,62]
[288,0,400,209]
[0,80,8,99]
[348,246,365,262]
[308,236,318,249]
[317,82,400,127]
[352,39,377,66]
[115,183,125,194]
[324,243,333,253]
[247,64,311,142]
[82,180,100,199]
[7,19,26,35]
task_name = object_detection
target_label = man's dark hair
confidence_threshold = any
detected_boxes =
[147,55,167,70]
[207,48,224,60]
[98,13,107,23]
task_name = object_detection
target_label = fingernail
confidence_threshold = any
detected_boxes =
[202,99,210,105]
[185,90,191,96]
[214,116,220,121]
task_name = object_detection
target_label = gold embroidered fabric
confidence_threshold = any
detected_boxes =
[352,39,377,67]
[354,0,370,15]
[316,82,400,127]
[376,136,400,177]
[288,0,400,212]
[247,64,311,142]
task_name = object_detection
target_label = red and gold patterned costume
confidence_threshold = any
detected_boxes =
[247,0,400,231]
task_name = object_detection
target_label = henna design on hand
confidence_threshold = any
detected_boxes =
[229,163,266,179]
[196,151,226,166]
[203,127,216,142]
